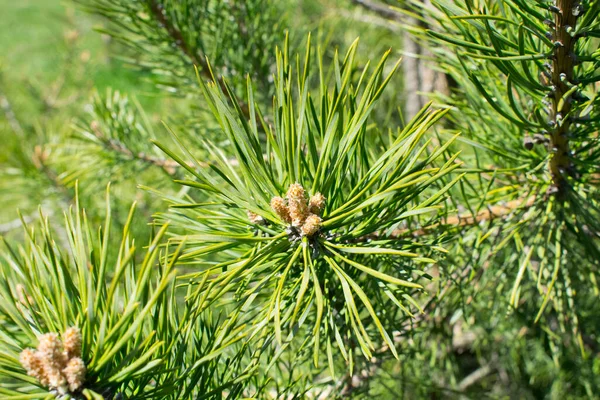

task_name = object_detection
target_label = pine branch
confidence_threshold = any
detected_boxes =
[147,0,206,71]
[548,0,580,194]
[144,0,259,123]
[91,120,244,173]
[350,0,403,21]
[364,195,538,239]
[88,120,183,176]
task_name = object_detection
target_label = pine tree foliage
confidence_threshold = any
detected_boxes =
[65,90,177,186]
[0,188,261,399]
[405,0,600,344]
[76,0,282,98]
[1,0,600,398]
[367,0,600,396]
[151,37,461,374]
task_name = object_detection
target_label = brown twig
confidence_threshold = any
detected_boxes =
[350,0,404,21]
[457,364,492,391]
[386,195,537,239]
[88,120,184,176]
[89,121,241,176]
[148,0,205,70]
[548,0,579,194]
[147,0,257,123]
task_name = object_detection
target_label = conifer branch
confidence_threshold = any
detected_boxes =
[548,0,580,194]
[88,120,183,176]
[147,0,206,71]
[370,196,538,239]
[146,0,257,123]
[350,0,403,21]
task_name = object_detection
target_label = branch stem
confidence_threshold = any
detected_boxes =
[379,196,537,239]
[147,0,258,124]
[350,0,403,21]
[549,0,579,193]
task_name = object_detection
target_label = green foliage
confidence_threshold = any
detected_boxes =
[64,89,175,186]
[76,0,283,98]
[152,37,460,374]
[368,0,600,397]
[409,0,600,334]
[0,188,260,399]
[1,0,599,398]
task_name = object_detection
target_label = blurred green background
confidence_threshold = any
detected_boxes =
[0,0,402,231]
[0,0,163,230]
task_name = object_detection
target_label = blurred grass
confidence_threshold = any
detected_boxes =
[0,0,161,109]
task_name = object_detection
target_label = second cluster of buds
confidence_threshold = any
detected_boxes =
[270,183,325,237]
[20,327,86,395]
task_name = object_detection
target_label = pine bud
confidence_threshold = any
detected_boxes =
[301,214,321,237]
[270,196,291,223]
[21,327,87,394]
[287,183,308,226]
[63,357,86,392]
[20,348,49,386]
[309,193,326,214]
[37,333,67,371]
[46,368,68,394]
[247,211,265,225]
[62,327,82,359]
[286,183,306,200]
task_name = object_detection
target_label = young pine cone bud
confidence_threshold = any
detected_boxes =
[62,327,82,359]
[63,357,86,392]
[247,211,265,225]
[287,183,308,226]
[20,328,87,394]
[20,349,49,386]
[37,333,67,371]
[46,368,68,394]
[270,196,291,223]
[301,214,321,237]
[309,193,326,214]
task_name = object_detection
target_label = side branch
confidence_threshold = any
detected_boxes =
[147,1,257,122]
[389,196,537,238]
[548,0,579,194]
[89,121,244,175]
[88,121,181,176]
[147,0,206,70]
[350,0,404,21]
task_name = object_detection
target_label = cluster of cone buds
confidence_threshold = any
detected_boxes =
[270,183,325,237]
[20,327,86,395]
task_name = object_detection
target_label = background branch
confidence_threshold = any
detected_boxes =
[350,0,403,21]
